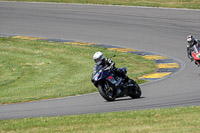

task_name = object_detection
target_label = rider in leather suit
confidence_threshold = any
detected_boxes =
[187,35,200,62]
[91,51,129,84]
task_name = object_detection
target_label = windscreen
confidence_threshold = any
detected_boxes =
[193,45,199,53]
[92,64,103,77]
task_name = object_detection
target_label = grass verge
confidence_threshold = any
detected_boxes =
[0,37,156,104]
[0,106,200,132]
[1,0,200,9]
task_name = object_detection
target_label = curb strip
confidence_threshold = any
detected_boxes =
[0,34,181,81]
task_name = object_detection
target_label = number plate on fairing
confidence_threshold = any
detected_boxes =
[106,75,122,86]
[107,76,117,84]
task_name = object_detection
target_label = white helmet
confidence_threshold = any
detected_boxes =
[187,35,195,46]
[93,51,104,64]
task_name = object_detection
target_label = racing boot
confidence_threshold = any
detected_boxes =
[195,61,200,67]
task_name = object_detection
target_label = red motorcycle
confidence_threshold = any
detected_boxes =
[192,45,200,67]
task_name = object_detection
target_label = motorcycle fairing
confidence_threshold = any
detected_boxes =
[192,45,200,61]
[106,74,122,87]
[192,52,200,60]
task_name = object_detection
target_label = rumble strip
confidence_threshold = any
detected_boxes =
[0,34,181,82]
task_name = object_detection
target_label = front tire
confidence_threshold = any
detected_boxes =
[98,83,115,101]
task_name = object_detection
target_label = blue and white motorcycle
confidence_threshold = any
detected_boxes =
[92,65,141,101]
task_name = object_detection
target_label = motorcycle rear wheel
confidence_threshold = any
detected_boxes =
[129,80,142,99]
[98,83,116,101]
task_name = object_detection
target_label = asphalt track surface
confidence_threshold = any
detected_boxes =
[0,2,200,120]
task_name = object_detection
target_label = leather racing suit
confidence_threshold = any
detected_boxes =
[91,58,129,85]
[187,39,200,61]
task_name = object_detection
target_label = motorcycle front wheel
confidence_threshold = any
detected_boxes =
[98,83,116,101]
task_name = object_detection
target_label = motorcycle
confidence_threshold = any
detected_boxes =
[92,65,142,101]
[192,45,200,67]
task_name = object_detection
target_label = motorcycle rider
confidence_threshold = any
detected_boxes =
[91,51,130,85]
[186,35,200,63]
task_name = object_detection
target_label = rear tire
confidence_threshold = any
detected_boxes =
[98,83,115,101]
[129,80,142,99]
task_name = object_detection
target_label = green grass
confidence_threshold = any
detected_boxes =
[0,106,200,132]
[1,0,200,9]
[0,37,156,104]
